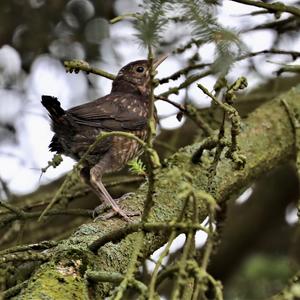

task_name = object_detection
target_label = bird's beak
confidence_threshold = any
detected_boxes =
[153,54,168,69]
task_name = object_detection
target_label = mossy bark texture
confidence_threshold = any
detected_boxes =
[17,85,300,299]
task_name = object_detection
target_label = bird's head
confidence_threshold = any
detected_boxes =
[112,54,168,96]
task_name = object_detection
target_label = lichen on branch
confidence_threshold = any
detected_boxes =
[17,85,300,298]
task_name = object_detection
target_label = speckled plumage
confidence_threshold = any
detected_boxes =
[41,56,167,221]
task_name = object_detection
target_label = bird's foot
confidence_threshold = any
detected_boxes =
[92,192,135,217]
[94,209,140,222]
[93,206,140,222]
[93,192,139,222]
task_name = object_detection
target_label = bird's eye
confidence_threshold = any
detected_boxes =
[136,66,144,73]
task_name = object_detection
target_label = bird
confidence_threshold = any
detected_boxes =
[41,55,167,221]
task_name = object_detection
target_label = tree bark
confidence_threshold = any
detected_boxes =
[16,85,300,299]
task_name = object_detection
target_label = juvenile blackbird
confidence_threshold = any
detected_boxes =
[41,55,167,221]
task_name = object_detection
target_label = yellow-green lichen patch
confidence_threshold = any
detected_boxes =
[17,262,89,300]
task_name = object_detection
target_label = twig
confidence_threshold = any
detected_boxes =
[158,70,212,98]
[148,191,191,298]
[88,222,208,253]
[0,177,12,200]
[64,60,115,80]
[40,154,63,178]
[240,49,300,60]
[159,49,300,85]
[277,64,300,75]
[196,81,247,168]
[155,265,179,287]
[110,13,139,24]
[171,229,195,299]
[171,186,204,299]
[2,280,29,299]
[63,50,300,103]
[156,96,214,135]
[0,251,51,266]
[158,63,210,84]
[155,95,187,112]
[0,240,58,256]
[243,16,297,32]
[142,46,161,221]
[149,231,178,299]
[0,208,93,229]
[0,201,24,217]
[189,261,223,300]
[86,270,147,294]
[230,0,300,18]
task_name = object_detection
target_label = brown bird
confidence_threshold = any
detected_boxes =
[41,55,167,221]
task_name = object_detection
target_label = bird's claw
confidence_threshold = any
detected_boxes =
[92,192,135,218]
[93,192,139,222]
[93,209,140,222]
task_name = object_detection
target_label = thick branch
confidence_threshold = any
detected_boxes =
[18,85,300,298]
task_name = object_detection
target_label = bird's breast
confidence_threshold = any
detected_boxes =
[110,129,147,171]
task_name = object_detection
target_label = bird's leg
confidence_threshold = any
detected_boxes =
[89,165,139,222]
[80,167,109,216]
[80,167,137,219]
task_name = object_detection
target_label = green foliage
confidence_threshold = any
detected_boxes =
[127,158,147,176]
[213,29,246,74]
[135,0,245,74]
[180,0,246,73]
[41,154,63,174]
[180,0,218,40]
[135,0,169,47]
[225,255,296,300]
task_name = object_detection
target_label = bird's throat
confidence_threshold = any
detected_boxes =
[111,78,147,97]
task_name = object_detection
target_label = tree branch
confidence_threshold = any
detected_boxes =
[230,0,300,18]
[18,85,300,298]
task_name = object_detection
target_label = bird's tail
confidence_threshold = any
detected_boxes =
[41,95,65,120]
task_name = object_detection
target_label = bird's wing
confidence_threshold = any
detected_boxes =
[68,93,147,131]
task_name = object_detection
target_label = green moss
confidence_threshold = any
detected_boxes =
[17,262,89,300]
